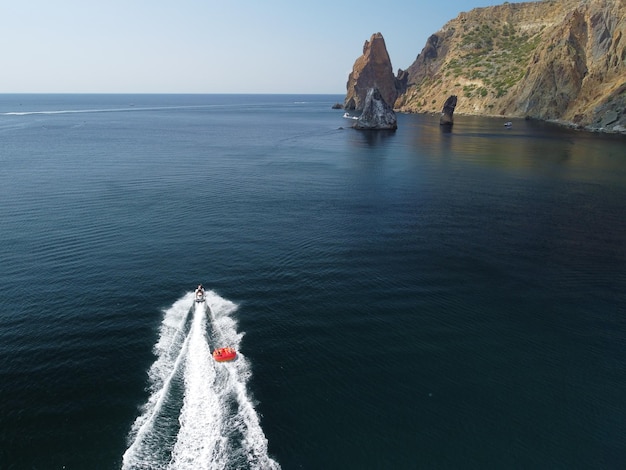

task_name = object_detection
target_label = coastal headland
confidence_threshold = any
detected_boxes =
[344,0,626,134]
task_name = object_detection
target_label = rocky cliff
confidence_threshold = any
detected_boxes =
[344,33,401,111]
[353,87,398,130]
[348,0,626,133]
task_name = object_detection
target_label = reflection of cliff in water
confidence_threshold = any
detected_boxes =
[408,114,626,182]
[348,128,397,148]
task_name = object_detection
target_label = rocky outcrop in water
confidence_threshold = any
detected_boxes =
[353,87,398,130]
[344,33,399,111]
[440,95,458,125]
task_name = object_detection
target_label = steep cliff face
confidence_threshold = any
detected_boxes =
[344,33,399,111]
[393,0,626,133]
[353,87,398,130]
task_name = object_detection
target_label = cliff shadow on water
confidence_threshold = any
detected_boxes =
[348,129,398,148]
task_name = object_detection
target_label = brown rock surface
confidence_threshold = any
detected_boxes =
[393,0,626,133]
[344,33,398,111]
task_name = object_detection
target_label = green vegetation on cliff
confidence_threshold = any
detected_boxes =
[392,0,626,133]
[445,22,542,98]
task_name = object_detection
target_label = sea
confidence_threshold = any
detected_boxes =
[0,94,625,470]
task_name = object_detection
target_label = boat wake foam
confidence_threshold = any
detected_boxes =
[2,105,206,116]
[122,291,280,470]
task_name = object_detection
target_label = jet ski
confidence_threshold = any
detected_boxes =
[194,285,205,303]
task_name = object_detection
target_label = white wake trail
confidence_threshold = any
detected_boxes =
[122,290,280,469]
[122,293,194,470]
[204,292,281,470]
[167,301,227,469]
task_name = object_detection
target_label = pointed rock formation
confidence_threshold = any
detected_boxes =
[439,95,457,125]
[353,87,398,130]
[344,33,399,111]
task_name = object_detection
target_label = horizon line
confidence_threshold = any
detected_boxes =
[0,91,347,96]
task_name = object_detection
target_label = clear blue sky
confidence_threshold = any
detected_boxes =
[0,0,537,94]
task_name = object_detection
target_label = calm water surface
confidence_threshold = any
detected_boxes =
[0,94,625,469]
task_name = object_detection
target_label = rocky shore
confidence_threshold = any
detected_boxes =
[344,0,626,135]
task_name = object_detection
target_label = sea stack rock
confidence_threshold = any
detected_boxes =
[439,95,457,125]
[353,87,398,130]
[344,33,398,111]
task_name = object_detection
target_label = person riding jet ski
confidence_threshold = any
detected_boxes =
[195,284,205,302]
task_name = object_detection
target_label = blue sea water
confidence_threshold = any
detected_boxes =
[0,94,625,469]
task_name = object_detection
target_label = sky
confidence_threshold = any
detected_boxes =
[0,0,538,94]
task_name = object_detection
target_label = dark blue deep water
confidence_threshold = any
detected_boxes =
[1,94,625,469]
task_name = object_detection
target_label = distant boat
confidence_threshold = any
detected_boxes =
[343,112,358,120]
[504,121,513,127]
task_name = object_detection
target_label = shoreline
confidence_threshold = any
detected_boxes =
[395,109,626,136]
